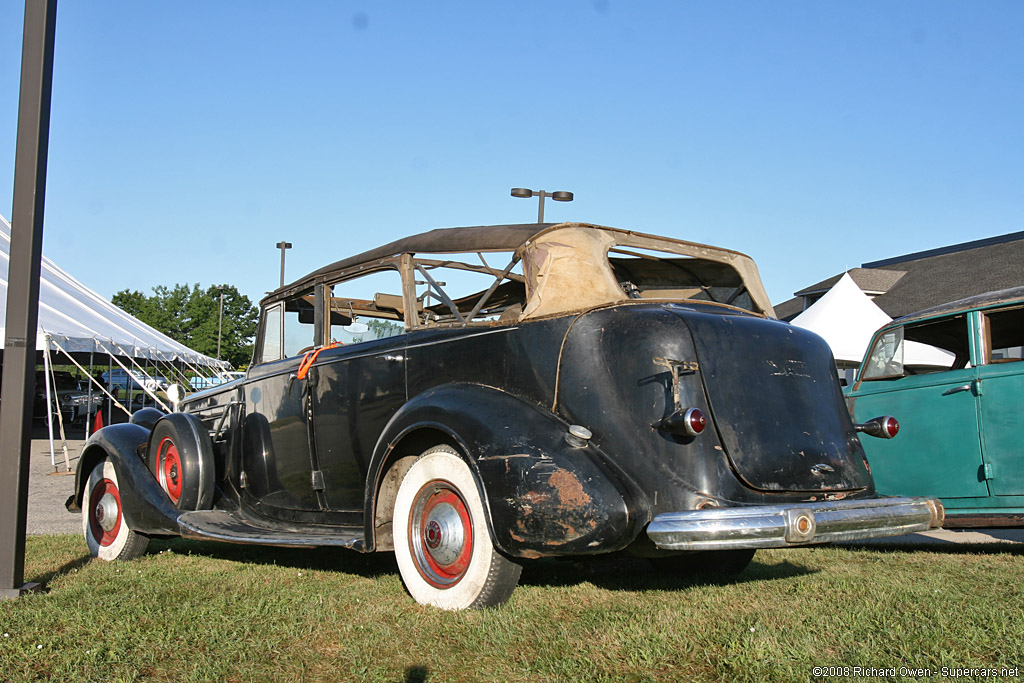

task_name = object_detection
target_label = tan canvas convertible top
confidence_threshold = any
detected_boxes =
[266,222,775,320]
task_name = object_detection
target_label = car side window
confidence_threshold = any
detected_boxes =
[409,251,525,326]
[861,315,967,381]
[326,269,407,345]
[258,304,283,363]
[983,306,1024,364]
[283,293,317,357]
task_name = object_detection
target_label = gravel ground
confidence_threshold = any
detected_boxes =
[26,423,85,536]
[21,423,1024,546]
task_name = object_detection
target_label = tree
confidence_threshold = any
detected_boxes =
[113,283,259,368]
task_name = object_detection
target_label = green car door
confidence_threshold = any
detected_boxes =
[976,305,1024,497]
[849,313,990,500]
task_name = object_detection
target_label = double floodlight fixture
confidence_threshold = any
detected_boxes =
[511,187,574,223]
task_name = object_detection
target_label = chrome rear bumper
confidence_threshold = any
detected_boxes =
[647,497,944,551]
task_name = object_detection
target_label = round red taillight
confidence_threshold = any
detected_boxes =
[883,416,900,438]
[684,407,706,436]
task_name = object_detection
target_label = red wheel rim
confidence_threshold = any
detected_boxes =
[88,478,123,547]
[408,481,473,588]
[156,436,182,504]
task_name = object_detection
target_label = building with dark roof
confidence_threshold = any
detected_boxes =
[775,230,1024,321]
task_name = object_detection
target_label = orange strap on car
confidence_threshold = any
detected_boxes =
[296,342,340,380]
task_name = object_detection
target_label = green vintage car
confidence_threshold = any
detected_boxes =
[846,287,1024,527]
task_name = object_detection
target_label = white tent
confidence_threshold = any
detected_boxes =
[790,273,891,366]
[0,214,226,368]
[791,272,955,369]
[2,214,230,470]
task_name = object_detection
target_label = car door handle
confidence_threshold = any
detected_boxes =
[941,383,972,396]
[383,354,404,362]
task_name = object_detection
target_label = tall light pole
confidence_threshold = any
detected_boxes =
[215,285,225,360]
[276,241,292,288]
[511,188,573,223]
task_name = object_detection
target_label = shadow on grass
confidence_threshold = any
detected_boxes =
[139,538,816,594]
[833,541,1024,556]
[29,553,94,589]
[404,666,429,683]
[517,555,817,592]
[147,537,400,579]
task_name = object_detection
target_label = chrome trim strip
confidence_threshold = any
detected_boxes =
[647,496,944,551]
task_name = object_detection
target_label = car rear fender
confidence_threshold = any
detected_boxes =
[366,383,647,559]
[66,423,182,535]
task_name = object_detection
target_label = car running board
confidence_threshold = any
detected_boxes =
[177,510,365,550]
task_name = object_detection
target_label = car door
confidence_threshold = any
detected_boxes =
[976,305,1024,497]
[241,297,322,513]
[851,313,989,500]
[307,269,410,519]
[310,342,407,518]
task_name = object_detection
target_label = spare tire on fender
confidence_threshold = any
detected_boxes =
[147,412,215,511]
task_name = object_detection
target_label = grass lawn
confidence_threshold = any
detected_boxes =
[1,535,1022,682]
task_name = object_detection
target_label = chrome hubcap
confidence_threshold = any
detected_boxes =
[409,480,474,588]
[95,493,119,532]
[423,503,465,566]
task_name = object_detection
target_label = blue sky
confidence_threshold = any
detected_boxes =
[2,1,1022,310]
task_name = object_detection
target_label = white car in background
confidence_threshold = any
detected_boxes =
[189,370,245,391]
[101,368,169,393]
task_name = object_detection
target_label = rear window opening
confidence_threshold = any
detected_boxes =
[609,246,754,311]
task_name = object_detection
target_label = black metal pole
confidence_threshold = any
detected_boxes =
[276,241,291,288]
[0,0,58,600]
[216,287,224,360]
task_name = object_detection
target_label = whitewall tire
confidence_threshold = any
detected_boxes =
[392,445,521,610]
[82,458,150,562]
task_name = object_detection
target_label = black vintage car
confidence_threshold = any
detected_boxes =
[68,222,943,609]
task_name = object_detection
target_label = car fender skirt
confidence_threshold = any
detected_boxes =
[66,423,183,535]
[370,383,643,558]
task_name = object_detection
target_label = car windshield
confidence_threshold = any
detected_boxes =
[860,315,966,381]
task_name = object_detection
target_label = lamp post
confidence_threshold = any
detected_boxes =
[511,188,573,223]
[276,241,292,288]
[215,285,225,360]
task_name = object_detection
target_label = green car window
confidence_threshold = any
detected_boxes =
[983,306,1024,364]
[862,314,969,381]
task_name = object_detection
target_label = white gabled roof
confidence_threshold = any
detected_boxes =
[792,271,956,368]
[791,273,891,364]
[0,215,226,368]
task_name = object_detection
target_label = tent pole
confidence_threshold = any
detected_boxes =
[43,340,70,472]
[103,343,170,412]
[42,337,55,468]
[85,350,94,439]
[52,341,130,418]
